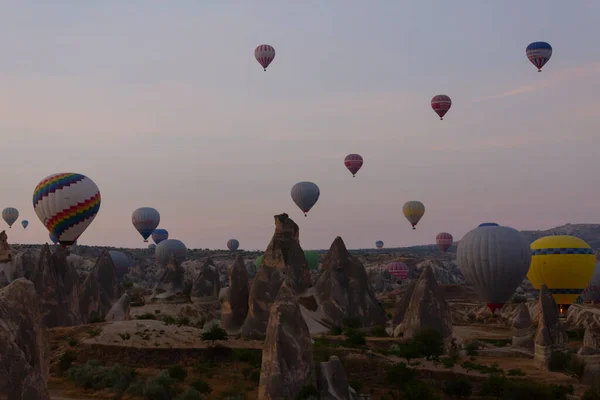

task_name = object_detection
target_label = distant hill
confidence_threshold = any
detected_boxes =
[521,223,600,249]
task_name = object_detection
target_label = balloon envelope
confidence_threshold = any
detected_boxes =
[457,225,531,312]
[227,239,240,252]
[108,250,131,278]
[387,262,409,280]
[2,207,18,228]
[291,181,320,216]
[151,229,169,245]
[49,232,58,245]
[528,235,595,305]
[304,250,319,270]
[155,239,187,268]
[436,232,453,253]
[344,154,363,177]
[479,222,499,227]
[148,244,156,250]
[132,207,160,242]
[402,201,425,229]
[255,44,275,71]
[255,255,264,269]
[21,220,29,229]
[526,41,552,72]
[376,240,384,250]
[431,95,451,120]
[33,173,101,246]
[581,263,600,303]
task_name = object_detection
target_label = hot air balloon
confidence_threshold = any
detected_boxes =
[109,250,131,278]
[33,173,101,246]
[227,239,240,252]
[581,263,600,303]
[148,243,156,250]
[344,154,363,177]
[255,44,275,71]
[49,232,58,245]
[431,95,451,120]
[457,225,531,313]
[291,181,320,217]
[304,250,319,270]
[526,42,552,72]
[255,255,264,269]
[528,236,595,307]
[21,220,29,229]
[402,201,425,230]
[436,232,453,253]
[151,228,169,245]
[2,207,19,228]
[376,240,384,250]
[155,239,187,268]
[387,261,409,281]
[479,222,499,227]
[132,207,160,242]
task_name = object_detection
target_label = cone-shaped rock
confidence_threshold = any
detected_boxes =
[191,258,220,299]
[317,355,356,400]
[511,303,533,351]
[394,265,452,343]
[512,303,532,329]
[0,278,50,399]
[79,250,123,323]
[315,237,386,328]
[0,230,13,263]
[578,328,600,356]
[221,255,249,332]
[259,280,315,400]
[241,261,283,339]
[153,254,188,300]
[393,281,416,326]
[106,293,131,322]
[534,284,568,369]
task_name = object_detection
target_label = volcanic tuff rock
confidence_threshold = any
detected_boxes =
[0,279,50,399]
[79,251,123,324]
[317,355,358,400]
[258,281,315,400]
[105,293,131,322]
[393,281,416,325]
[511,303,533,352]
[394,265,453,344]
[534,285,568,369]
[0,230,13,263]
[153,254,189,301]
[578,328,600,356]
[190,258,220,299]
[221,255,249,332]
[261,213,310,293]
[315,237,386,328]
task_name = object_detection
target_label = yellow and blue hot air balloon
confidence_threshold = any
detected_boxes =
[528,235,596,306]
[402,201,425,230]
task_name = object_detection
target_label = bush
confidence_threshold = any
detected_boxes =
[507,368,526,376]
[168,365,187,381]
[329,326,343,335]
[370,325,388,337]
[144,371,177,400]
[479,374,508,398]
[549,351,573,372]
[136,313,157,320]
[66,361,135,392]
[296,384,319,400]
[176,388,201,400]
[402,380,440,400]
[342,317,362,329]
[201,325,229,345]
[59,351,77,373]
[191,378,212,394]
[66,337,79,347]
[385,362,417,388]
[87,328,102,337]
[343,329,367,347]
[88,311,105,323]
[393,343,421,363]
[443,377,472,398]
[568,355,586,379]
[465,341,480,356]
[440,357,455,368]
[412,328,444,360]
[231,348,262,367]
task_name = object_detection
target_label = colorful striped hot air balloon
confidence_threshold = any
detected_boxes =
[436,232,453,253]
[151,228,169,245]
[132,207,160,243]
[2,207,19,228]
[21,220,29,229]
[33,173,101,247]
[344,154,363,177]
[387,262,409,281]
[155,239,187,268]
[227,239,240,252]
[376,240,384,250]
[402,201,425,230]
[526,41,552,72]
[431,95,451,120]
[291,181,320,217]
[255,44,275,71]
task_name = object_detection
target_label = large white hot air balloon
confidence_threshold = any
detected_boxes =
[155,239,187,268]
[2,207,19,228]
[457,225,531,313]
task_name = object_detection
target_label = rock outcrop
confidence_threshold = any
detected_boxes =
[79,251,123,323]
[259,281,315,400]
[153,254,189,302]
[317,355,357,400]
[394,265,453,345]
[261,213,310,293]
[105,293,131,322]
[0,279,50,399]
[512,303,533,352]
[579,328,600,356]
[190,258,220,299]
[393,281,416,325]
[315,237,386,328]
[241,261,283,339]
[221,255,249,332]
[0,230,13,263]
[534,285,568,369]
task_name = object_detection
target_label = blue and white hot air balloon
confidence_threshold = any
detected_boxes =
[132,207,160,242]
[2,207,19,228]
[227,239,240,252]
[376,240,384,250]
[108,250,132,279]
[155,239,187,268]
[21,220,29,229]
[526,42,552,72]
[151,228,169,245]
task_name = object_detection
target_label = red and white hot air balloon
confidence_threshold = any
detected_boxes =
[436,232,453,253]
[431,95,452,120]
[344,154,363,177]
[387,262,409,280]
[255,44,275,71]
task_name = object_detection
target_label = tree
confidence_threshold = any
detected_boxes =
[201,324,228,346]
[412,328,444,360]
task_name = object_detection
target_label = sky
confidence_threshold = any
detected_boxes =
[0,1,599,250]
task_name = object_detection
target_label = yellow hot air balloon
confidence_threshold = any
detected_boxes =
[402,201,425,230]
[528,235,595,306]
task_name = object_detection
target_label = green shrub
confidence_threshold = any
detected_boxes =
[190,378,212,394]
[343,329,366,347]
[385,362,417,388]
[549,351,572,372]
[175,388,201,400]
[66,361,135,392]
[342,317,362,329]
[402,380,440,400]
[507,368,526,376]
[87,328,102,337]
[296,384,319,400]
[440,357,455,368]
[144,371,177,400]
[88,311,105,323]
[329,326,343,335]
[168,365,187,382]
[201,325,229,345]
[465,341,480,356]
[136,313,157,320]
[66,337,79,347]
[412,328,444,360]
[59,351,77,373]
[479,374,508,398]
[443,377,472,398]
[370,325,388,337]
[231,348,262,367]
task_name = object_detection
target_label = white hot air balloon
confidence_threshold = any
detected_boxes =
[155,239,187,268]
[132,207,160,242]
[2,207,19,228]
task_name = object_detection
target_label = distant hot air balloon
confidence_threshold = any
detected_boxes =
[526,41,552,72]
[155,239,187,268]
[581,263,600,303]
[2,207,19,228]
[376,240,384,250]
[21,220,29,229]
[109,250,131,278]
[344,154,363,177]
[132,207,160,242]
[528,236,595,306]
[255,44,275,71]
[49,232,58,245]
[304,250,319,270]
[436,232,453,253]
[33,173,101,247]
[291,181,320,217]
[387,262,409,281]
[255,255,264,269]
[148,243,156,250]
[151,228,169,245]
[227,239,240,252]
[457,225,531,313]
[402,201,425,230]
[479,222,499,227]
[431,95,451,120]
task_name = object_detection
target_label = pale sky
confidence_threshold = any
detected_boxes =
[1,1,599,250]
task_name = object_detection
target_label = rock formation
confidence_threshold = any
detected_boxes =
[28,244,83,328]
[79,251,123,323]
[221,255,249,332]
[259,281,315,400]
[579,328,600,356]
[393,281,416,325]
[394,265,453,345]
[153,254,188,302]
[315,237,386,328]
[105,293,131,322]
[317,355,358,400]
[534,285,568,369]
[190,258,220,299]
[261,213,310,293]
[0,230,13,263]
[511,303,533,352]
[0,278,50,399]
